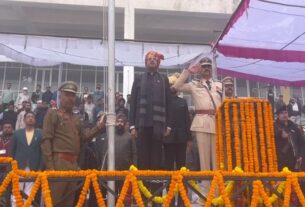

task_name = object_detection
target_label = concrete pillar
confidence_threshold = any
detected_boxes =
[123,0,135,99]
[280,86,290,104]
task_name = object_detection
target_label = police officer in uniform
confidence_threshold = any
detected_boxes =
[222,76,234,98]
[172,57,223,196]
[41,81,106,207]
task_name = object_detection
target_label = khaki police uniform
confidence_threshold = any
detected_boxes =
[41,81,101,207]
[173,68,223,196]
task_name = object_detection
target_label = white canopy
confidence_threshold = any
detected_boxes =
[0,33,211,69]
[216,0,305,86]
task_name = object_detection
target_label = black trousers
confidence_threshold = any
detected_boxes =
[137,127,163,207]
[163,143,187,207]
[137,127,163,170]
[163,143,187,171]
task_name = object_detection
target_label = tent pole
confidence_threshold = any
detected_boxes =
[107,0,116,206]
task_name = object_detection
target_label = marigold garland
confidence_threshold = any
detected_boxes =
[41,173,52,207]
[0,98,298,207]
[176,174,192,207]
[130,174,145,207]
[232,104,241,167]
[92,174,107,207]
[216,110,222,169]
[163,173,178,207]
[257,102,268,172]
[291,176,305,206]
[264,102,274,172]
[269,103,278,171]
[24,176,41,207]
[0,172,13,198]
[240,101,249,172]
[2,157,305,207]
[256,180,273,207]
[0,157,13,163]
[211,167,243,206]
[245,102,254,172]
[250,103,260,172]
[219,99,277,173]
[205,174,219,207]
[11,160,24,207]
[116,174,132,207]
[216,173,232,207]
[250,180,260,207]
[130,165,169,204]
[283,176,292,207]
[224,103,233,171]
[76,175,91,207]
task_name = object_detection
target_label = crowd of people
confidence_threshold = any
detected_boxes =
[0,50,304,207]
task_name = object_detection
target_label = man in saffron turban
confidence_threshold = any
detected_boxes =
[129,50,171,207]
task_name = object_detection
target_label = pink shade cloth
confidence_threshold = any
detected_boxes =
[215,0,250,47]
[217,67,305,87]
[218,45,305,63]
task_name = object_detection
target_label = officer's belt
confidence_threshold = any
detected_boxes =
[54,152,78,163]
[195,109,216,115]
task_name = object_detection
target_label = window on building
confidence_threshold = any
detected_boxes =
[0,66,4,92]
[236,78,247,97]
[6,67,20,91]
[81,70,95,93]
[249,80,258,97]
[67,70,81,92]
[258,82,268,99]
[291,87,302,104]
[50,68,59,92]
[21,67,36,92]
[118,72,123,92]
[96,68,106,95]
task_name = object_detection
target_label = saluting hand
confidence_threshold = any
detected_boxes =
[187,64,202,74]
[97,114,107,129]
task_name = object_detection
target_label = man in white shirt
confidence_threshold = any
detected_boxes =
[1,83,14,109]
[15,87,30,110]
[84,95,95,123]
[15,102,32,130]
[288,98,302,125]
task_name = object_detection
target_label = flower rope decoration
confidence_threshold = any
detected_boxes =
[91,173,107,207]
[116,174,132,207]
[163,173,178,207]
[283,176,292,207]
[130,165,168,204]
[205,173,219,207]
[264,102,275,172]
[291,175,305,206]
[250,180,259,207]
[0,172,13,198]
[224,102,233,171]
[257,102,268,172]
[269,103,278,171]
[76,174,92,207]
[0,159,304,207]
[216,109,221,169]
[245,102,254,172]
[41,173,53,207]
[232,104,241,167]
[11,160,24,207]
[24,176,42,207]
[130,173,145,207]
[250,103,260,172]
[240,101,249,172]
[176,173,192,207]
